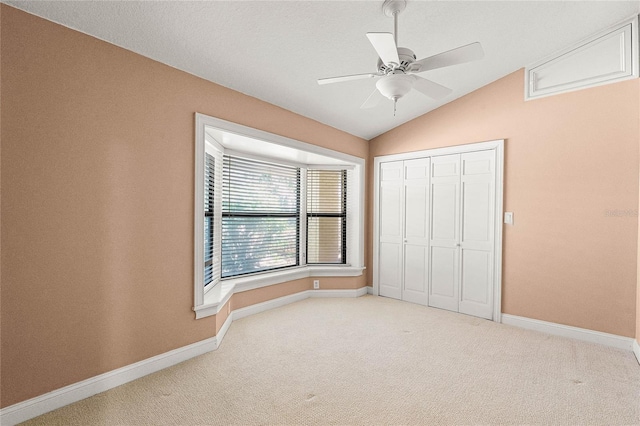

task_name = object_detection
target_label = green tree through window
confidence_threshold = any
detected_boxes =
[221,155,300,277]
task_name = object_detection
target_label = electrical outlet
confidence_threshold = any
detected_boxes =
[313,280,320,289]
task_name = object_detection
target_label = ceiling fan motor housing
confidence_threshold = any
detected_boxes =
[377,47,416,74]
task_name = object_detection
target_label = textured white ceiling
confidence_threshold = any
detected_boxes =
[5,1,640,140]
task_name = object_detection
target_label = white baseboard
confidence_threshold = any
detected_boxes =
[633,339,640,365]
[0,336,218,426]
[232,287,368,322]
[1,287,368,425]
[501,314,635,351]
[310,287,369,298]
[366,285,373,295]
[233,290,310,321]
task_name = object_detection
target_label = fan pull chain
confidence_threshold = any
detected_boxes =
[393,98,397,116]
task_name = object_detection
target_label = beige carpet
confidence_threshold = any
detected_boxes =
[22,295,640,425]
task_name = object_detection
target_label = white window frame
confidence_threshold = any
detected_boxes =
[203,141,223,291]
[306,168,348,265]
[193,113,365,319]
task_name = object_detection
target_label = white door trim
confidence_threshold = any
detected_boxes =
[373,139,504,322]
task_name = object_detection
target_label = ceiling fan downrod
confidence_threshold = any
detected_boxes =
[393,8,399,45]
[382,0,406,45]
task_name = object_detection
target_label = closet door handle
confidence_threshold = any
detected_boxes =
[456,243,461,247]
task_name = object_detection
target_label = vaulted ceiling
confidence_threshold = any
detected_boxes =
[5,1,640,140]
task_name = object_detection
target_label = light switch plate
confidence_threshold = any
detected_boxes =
[504,212,514,225]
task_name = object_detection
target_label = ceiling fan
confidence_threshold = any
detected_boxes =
[318,0,484,114]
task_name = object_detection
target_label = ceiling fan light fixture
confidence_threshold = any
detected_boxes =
[376,73,414,101]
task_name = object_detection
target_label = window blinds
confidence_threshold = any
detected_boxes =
[306,169,347,264]
[204,152,216,287]
[222,155,300,278]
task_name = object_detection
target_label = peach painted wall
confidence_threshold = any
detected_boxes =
[231,280,312,312]
[0,6,368,408]
[369,70,639,338]
[229,275,367,313]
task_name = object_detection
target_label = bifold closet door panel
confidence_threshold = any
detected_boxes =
[379,243,402,299]
[376,144,500,318]
[459,150,495,319]
[403,245,428,302]
[379,161,403,300]
[402,158,430,305]
[428,154,460,312]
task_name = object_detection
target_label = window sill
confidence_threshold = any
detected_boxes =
[192,265,365,319]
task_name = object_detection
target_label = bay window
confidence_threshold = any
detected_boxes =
[194,113,365,319]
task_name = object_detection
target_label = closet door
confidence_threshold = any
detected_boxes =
[402,158,430,305]
[459,150,495,319]
[376,145,500,320]
[378,161,404,300]
[429,154,461,312]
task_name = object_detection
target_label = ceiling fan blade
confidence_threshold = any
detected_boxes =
[317,73,378,85]
[412,75,452,100]
[360,88,385,109]
[412,42,484,73]
[366,32,400,66]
